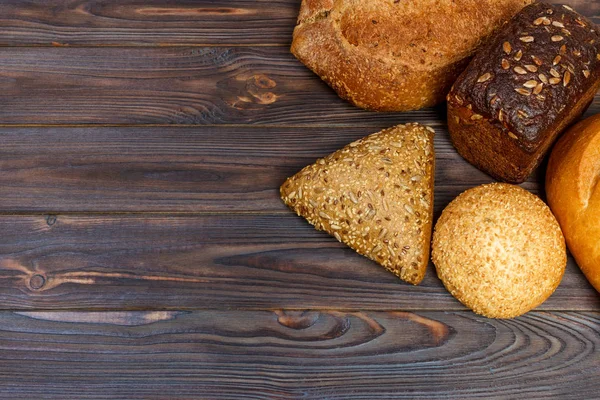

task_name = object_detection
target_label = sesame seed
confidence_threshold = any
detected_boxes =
[333,232,341,242]
[520,36,535,43]
[551,35,564,42]
[319,211,331,220]
[330,224,342,230]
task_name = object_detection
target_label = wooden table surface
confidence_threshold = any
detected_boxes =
[0,0,598,398]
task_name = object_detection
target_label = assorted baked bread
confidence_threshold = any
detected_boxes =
[546,114,600,294]
[284,2,600,317]
[432,183,567,318]
[281,124,435,285]
[291,0,532,111]
[447,3,600,183]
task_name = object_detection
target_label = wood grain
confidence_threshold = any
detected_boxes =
[0,0,595,47]
[0,125,538,213]
[0,0,299,46]
[0,310,597,399]
[0,213,596,311]
[2,46,597,126]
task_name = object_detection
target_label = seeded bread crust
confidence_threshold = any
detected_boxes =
[432,183,566,319]
[291,0,532,112]
[280,124,435,285]
[448,3,600,183]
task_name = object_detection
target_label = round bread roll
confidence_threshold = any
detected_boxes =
[432,183,566,319]
[546,114,600,294]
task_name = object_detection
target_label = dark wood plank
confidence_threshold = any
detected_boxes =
[0,0,595,47]
[0,213,596,311]
[0,125,535,212]
[0,310,597,399]
[0,0,299,46]
[1,46,597,126]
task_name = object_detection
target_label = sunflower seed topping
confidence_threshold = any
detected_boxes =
[552,21,565,28]
[523,80,538,88]
[514,66,528,75]
[520,36,535,43]
[551,35,564,42]
[514,50,523,61]
[583,70,591,79]
[503,41,512,54]
[533,83,544,95]
[539,74,549,84]
[550,68,561,78]
[553,55,562,65]
[549,77,561,85]
[515,88,532,96]
[531,55,544,66]
[502,59,511,70]
[477,73,492,83]
[563,70,571,86]
[525,64,538,72]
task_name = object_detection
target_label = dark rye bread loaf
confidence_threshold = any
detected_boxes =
[447,3,600,183]
[291,0,532,112]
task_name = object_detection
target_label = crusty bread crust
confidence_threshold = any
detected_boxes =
[291,0,532,111]
[280,124,435,285]
[432,183,566,319]
[447,3,600,183]
[546,114,600,294]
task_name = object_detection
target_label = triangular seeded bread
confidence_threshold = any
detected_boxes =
[281,124,435,285]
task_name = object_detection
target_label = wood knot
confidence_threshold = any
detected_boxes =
[245,74,278,104]
[46,215,57,226]
[275,310,320,330]
[29,274,46,290]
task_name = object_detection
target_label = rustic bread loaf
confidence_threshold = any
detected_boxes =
[280,124,435,285]
[447,3,600,183]
[546,114,600,294]
[291,0,532,112]
[432,183,566,319]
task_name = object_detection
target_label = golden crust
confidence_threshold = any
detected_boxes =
[546,114,600,294]
[291,0,532,111]
[280,124,435,285]
[432,183,566,318]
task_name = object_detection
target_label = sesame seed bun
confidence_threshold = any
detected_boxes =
[432,183,566,318]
